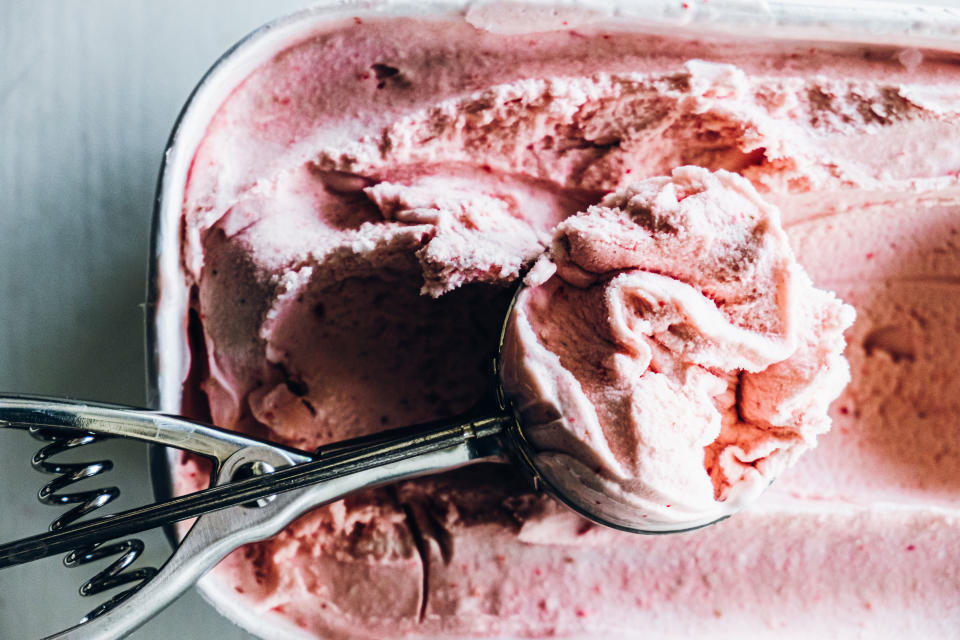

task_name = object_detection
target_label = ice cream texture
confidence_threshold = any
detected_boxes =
[501,167,854,531]
[173,13,960,640]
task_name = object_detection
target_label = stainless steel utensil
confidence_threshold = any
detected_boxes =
[0,299,730,640]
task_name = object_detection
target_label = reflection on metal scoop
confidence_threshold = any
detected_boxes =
[0,286,734,640]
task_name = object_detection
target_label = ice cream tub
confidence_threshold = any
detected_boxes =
[148,1,960,638]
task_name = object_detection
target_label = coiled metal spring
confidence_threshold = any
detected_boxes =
[29,427,158,623]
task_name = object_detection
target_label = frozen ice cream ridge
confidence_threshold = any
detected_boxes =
[502,167,855,530]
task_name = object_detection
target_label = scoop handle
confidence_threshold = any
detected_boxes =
[42,413,511,640]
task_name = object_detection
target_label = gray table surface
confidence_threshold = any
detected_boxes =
[0,2,316,638]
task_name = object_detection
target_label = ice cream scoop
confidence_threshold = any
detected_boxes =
[1,168,852,637]
[0,304,731,636]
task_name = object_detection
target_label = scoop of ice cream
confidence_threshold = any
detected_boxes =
[501,166,855,530]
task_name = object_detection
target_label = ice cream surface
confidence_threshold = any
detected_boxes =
[501,167,854,531]
[173,9,960,640]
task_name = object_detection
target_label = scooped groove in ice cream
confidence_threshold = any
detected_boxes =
[502,167,855,530]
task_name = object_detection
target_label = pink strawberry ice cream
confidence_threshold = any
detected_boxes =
[500,167,854,531]
[171,9,960,640]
